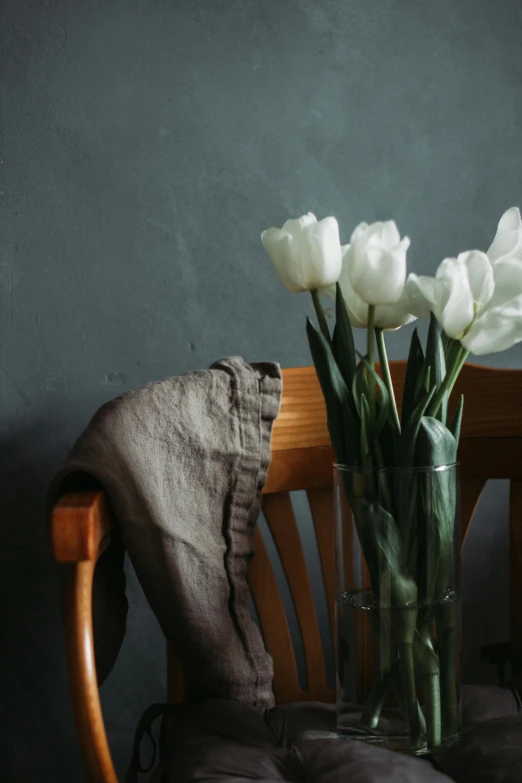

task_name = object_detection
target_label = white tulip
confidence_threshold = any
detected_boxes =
[407,207,522,354]
[324,244,417,330]
[346,221,411,305]
[407,251,494,340]
[261,213,342,293]
[461,258,522,354]
[487,207,522,263]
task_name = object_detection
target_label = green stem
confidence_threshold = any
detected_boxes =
[443,335,459,368]
[424,672,442,750]
[376,328,401,434]
[438,624,459,740]
[310,289,331,345]
[361,666,395,729]
[367,305,376,420]
[427,346,469,418]
[398,643,422,749]
[392,669,427,737]
[362,611,393,729]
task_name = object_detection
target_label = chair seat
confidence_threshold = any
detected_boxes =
[165,700,447,782]
[164,684,522,783]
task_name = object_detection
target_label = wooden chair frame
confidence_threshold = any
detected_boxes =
[51,363,522,783]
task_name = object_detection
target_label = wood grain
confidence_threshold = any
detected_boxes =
[247,525,300,703]
[270,363,522,453]
[52,491,112,563]
[65,560,118,783]
[262,493,333,702]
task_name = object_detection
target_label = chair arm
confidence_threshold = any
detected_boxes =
[52,490,113,563]
[52,491,119,783]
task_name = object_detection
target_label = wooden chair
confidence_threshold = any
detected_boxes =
[51,363,522,783]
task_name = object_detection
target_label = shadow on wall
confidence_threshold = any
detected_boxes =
[461,479,511,685]
[0,417,88,782]
[0,411,166,782]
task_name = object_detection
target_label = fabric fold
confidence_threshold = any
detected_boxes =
[48,358,281,706]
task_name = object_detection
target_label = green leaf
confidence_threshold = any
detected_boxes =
[354,499,418,618]
[352,360,368,418]
[332,282,356,391]
[398,387,435,468]
[449,394,464,446]
[424,313,447,425]
[360,360,397,474]
[415,417,458,601]
[402,328,424,429]
[360,359,390,439]
[307,316,349,404]
[415,361,431,404]
[396,390,436,552]
[306,317,358,467]
[360,393,371,469]
[419,465,458,601]
[415,416,457,469]
[378,417,398,469]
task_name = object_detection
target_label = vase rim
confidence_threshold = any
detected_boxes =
[334,461,459,474]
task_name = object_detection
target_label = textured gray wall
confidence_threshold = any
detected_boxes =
[1,1,522,780]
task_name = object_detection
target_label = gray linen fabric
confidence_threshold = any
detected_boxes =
[49,357,281,708]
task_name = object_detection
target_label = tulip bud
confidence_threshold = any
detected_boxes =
[261,213,342,293]
[346,221,410,306]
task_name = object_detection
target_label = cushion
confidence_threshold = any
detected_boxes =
[164,700,451,782]
[436,683,522,782]
[159,683,522,783]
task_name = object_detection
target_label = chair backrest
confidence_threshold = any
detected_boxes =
[172,362,522,706]
[53,361,522,783]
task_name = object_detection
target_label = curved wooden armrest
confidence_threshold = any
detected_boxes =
[52,491,119,783]
[52,491,113,563]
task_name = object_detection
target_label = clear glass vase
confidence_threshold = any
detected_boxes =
[334,463,461,756]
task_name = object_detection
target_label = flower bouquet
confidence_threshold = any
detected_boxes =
[261,208,522,754]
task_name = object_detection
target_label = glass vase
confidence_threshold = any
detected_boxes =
[334,463,461,755]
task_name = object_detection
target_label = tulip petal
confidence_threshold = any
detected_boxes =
[350,221,370,243]
[488,258,522,309]
[347,220,410,305]
[335,244,370,327]
[405,274,446,320]
[282,213,317,235]
[351,244,407,304]
[374,285,418,329]
[460,250,494,310]
[487,207,522,263]
[306,217,342,288]
[340,279,369,329]
[398,236,411,254]
[261,228,298,292]
[462,293,522,354]
[374,303,417,330]
[382,220,401,247]
[436,258,474,339]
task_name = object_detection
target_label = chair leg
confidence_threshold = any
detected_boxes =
[65,561,119,783]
